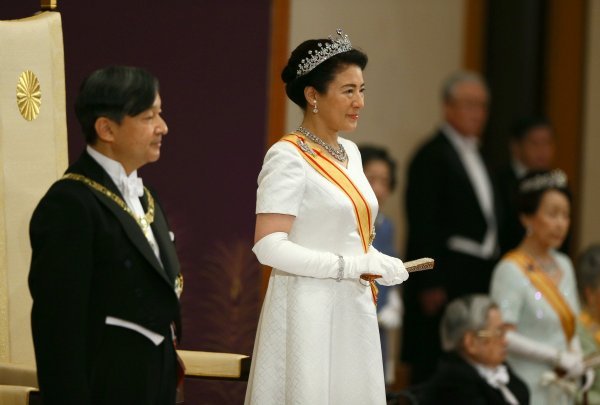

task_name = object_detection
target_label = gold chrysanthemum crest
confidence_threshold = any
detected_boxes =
[16,70,42,121]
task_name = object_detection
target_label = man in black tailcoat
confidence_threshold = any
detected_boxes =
[401,71,503,384]
[29,66,182,405]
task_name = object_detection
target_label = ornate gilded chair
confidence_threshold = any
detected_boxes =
[0,1,67,403]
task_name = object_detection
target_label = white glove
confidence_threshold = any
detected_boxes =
[557,351,586,378]
[378,287,402,329]
[357,247,408,286]
[506,331,585,377]
[371,248,408,286]
[564,336,586,379]
[253,232,408,284]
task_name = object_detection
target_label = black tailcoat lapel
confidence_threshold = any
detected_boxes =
[67,152,174,287]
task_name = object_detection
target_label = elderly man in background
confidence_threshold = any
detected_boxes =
[421,295,529,404]
[402,71,502,383]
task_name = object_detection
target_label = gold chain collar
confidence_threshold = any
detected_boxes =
[61,173,155,231]
[61,173,184,296]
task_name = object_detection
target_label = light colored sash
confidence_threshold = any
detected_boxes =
[280,133,374,253]
[506,250,575,341]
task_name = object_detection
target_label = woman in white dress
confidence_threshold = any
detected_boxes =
[490,170,591,404]
[244,30,409,405]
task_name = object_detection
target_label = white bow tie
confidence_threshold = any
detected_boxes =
[475,364,510,388]
[120,175,144,199]
[474,364,519,404]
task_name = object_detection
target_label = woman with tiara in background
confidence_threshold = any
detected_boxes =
[244,29,409,405]
[491,170,592,404]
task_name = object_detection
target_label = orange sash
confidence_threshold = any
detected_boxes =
[280,133,379,304]
[506,249,576,341]
[281,133,374,253]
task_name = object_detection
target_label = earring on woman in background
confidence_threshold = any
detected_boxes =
[312,100,318,114]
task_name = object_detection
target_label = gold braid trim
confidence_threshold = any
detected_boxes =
[61,173,154,231]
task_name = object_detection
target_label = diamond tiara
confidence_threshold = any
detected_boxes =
[296,29,353,78]
[519,169,568,193]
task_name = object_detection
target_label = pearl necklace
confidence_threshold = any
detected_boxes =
[296,126,348,162]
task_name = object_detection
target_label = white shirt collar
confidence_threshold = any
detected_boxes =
[442,122,479,151]
[472,362,519,405]
[473,363,510,386]
[86,145,139,189]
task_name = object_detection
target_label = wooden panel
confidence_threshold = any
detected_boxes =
[463,0,487,72]
[262,0,290,297]
[267,0,290,147]
[544,0,586,252]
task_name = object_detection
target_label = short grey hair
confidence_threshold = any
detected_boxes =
[441,70,489,102]
[440,294,497,352]
[577,244,600,299]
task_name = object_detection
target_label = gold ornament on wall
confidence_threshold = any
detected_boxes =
[16,70,42,121]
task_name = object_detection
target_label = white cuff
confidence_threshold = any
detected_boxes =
[105,316,164,346]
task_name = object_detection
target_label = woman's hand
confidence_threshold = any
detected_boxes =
[347,249,408,285]
[556,351,586,378]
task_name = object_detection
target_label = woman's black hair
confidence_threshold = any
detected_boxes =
[75,66,159,144]
[281,39,368,109]
[517,170,571,216]
[358,144,397,191]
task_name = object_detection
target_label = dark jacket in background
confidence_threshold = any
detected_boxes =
[402,129,503,383]
[421,352,530,405]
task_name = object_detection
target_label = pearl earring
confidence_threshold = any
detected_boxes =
[312,100,318,114]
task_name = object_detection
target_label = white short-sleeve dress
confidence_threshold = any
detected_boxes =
[244,137,386,405]
[490,250,580,405]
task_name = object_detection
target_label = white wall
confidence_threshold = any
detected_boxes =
[287,0,466,255]
[579,0,600,252]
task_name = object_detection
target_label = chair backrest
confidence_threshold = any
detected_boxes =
[0,10,68,366]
